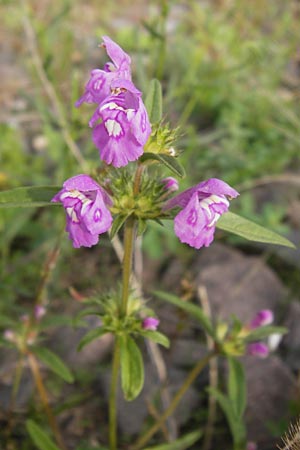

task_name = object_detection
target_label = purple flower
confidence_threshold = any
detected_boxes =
[250,309,274,329]
[52,175,113,248]
[75,36,131,107]
[89,79,151,167]
[164,178,239,249]
[161,177,179,193]
[247,342,269,358]
[142,317,160,331]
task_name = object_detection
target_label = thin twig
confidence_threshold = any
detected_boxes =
[27,352,68,450]
[198,286,218,450]
[21,3,87,171]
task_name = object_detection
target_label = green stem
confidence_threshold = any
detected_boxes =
[109,337,121,450]
[121,215,135,317]
[131,351,216,450]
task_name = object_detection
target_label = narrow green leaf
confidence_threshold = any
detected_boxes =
[244,325,288,343]
[141,153,185,178]
[137,218,147,236]
[120,335,144,401]
[142,330,170,348]
[144,430,202,450]
[26,420,60,450]
[33,347,74,383]
[228,357,247,418]
[153,290,214,338]
[110,214,130,239]
[156,154,185,178]
[217,212,296,249]
[209,388,246,446]
[0,186,61,208]
[77,327,107,351]
[145,79,163,123]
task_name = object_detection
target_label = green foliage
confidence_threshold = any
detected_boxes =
[209,357,247,449]
[217,212,296,248]
[32,347,74,383]
[26,420,60,450]
[120,335,144,401]
[145,79,163,123]
[77,327,108,351]
[153,290,214,338]
[141,330,170,348]
[144,430,202,450]
[0,186,61,208]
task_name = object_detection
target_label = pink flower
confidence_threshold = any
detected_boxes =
[90,79,151,167]
[247,342,269,358]
[142,317,160,331]
[52,175,113,248]
[250,309,274,328]
[75,36,131,107]
[161,177,179,193]
[164,178,239,249]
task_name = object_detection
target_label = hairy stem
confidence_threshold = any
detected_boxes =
[131,351,216,450]
[109,337,121,450]
[120,215,135,317]
[27,352,67,450]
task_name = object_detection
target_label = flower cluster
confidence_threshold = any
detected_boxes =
[77,37,151,168]
[53,37,239,250]
[217,309,275,358]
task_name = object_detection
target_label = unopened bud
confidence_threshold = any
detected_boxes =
[142,317,160,331]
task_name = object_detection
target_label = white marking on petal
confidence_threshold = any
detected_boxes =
[66,207,79,223]
[81,198,93,215]
[100,101,124,112]
[94,209,102,222]
[126,109,135,121]
[105,119,123,137]
[93,79,103,91]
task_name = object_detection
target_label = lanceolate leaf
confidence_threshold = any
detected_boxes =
[153,290,214,338]
[217,212,296,248]
[120,335,144,401]
[32,347,74,383]
[110,213,130,239]
[244,325,287,343]
[228,357,247,418]
[156,154,186,178]
[209,388,246,447]
[26,420,60,450]
[142,330,170,348]
[145,79,163,123]
[144,430,202,450]
[77,327,108,351]
[141,152,185,178]
[0,186,61,208]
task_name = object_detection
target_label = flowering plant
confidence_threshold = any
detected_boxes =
[0,36,294,450]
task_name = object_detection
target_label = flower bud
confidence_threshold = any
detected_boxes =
[161,177,179,193]
[142,317,160,331]
[250,309,274,329]
[247,342,269,358]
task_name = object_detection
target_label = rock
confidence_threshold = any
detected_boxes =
[195,243,286,322]
[244,355,296,445]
